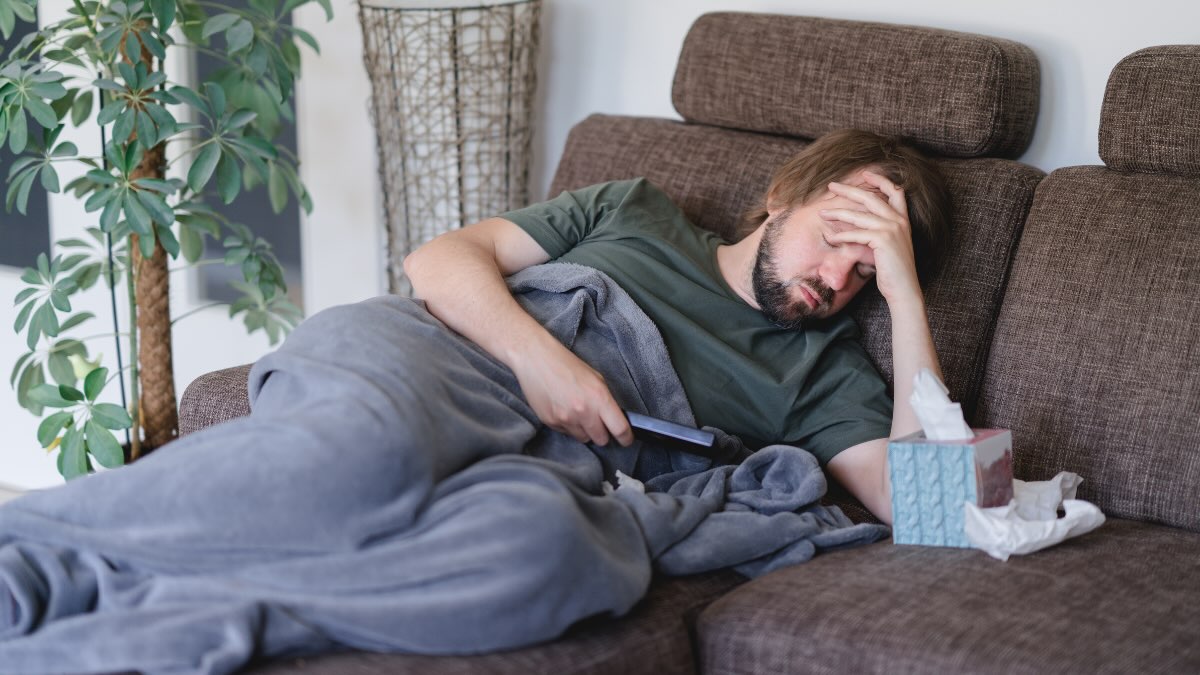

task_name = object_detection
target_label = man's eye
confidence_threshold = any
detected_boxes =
[822,236,837,248]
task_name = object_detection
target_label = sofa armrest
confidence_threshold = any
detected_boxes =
[178,364,253,436]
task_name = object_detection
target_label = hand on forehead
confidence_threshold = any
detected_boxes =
[818,169,887,214]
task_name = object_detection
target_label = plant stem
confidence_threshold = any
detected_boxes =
[125,234,141,460]
[170,301,226,325]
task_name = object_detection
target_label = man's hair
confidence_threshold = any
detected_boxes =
[741,129,952,282]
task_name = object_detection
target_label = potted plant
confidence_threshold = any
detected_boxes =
[2,0,331,477]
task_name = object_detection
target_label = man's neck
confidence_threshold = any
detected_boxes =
[716,228,764,309]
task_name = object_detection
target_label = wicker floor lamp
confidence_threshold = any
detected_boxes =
[359,0,542,295]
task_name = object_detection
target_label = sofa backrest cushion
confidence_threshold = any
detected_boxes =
[671,12,1039,159]
[1100,46,1200,177]
[550,114,1042,417]
[977,47,1200,531]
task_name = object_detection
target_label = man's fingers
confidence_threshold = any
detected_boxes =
[819,207,890,230]
[827,228,879,247]
[827,181,896,221]
[861,170,909,217]
[580,414,611,447]
[600,403,635,447]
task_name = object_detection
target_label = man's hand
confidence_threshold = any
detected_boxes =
[820,170,923,307]
[509,336,634,447]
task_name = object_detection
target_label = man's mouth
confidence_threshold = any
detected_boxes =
[798,285,820,311]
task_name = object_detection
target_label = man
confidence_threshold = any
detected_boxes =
[0,129,950,672]
[407,128,951,524]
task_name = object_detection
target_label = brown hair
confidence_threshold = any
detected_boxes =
[741,129,952,282]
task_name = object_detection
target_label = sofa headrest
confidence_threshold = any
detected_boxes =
[671,13,1039,159]
[1099,46,1200,177]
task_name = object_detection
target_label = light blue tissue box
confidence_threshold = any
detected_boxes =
[888,429,1014,547]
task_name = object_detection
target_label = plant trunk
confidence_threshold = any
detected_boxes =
[130,142,177,453]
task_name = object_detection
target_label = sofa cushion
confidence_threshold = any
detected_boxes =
[977,167,1200,531]
[550,114,1043,417]
[697,519,1200,674]
[671,12,1039,158]
[1099,46,1200,177]
[179,364,253,435]
[244,571,744,675]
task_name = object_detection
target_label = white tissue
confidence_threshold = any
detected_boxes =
[601,470,645,496]
[964,471,1105,561]
[909,368,973,441]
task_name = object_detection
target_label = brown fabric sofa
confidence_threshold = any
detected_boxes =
[177,14,1200,675]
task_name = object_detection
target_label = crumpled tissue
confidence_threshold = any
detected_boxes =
[964,471,1106,561]
[909,368,973,441]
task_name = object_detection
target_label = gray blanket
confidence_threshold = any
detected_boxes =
[0,263,888,674]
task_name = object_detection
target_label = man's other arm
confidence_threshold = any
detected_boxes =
[405,218,634,447]
[822,172,944,525]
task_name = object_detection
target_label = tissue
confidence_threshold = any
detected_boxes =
[909,368,973,440]
[964,471,1105,561]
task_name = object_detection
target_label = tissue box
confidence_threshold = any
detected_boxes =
[888,429,1014,547]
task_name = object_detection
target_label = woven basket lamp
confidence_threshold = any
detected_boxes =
[359,0,542,295]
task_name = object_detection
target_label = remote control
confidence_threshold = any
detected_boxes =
[625,411,718,458]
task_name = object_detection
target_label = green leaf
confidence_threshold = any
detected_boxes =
[226,19,253,53]
[179,223,202,263]
[8,108,26,153]
[29,382,73,408]
[202,13,240,39]
[61,426,88,479]
[69,88,91,126]
[123,191,153,237]
[135,110,156,147]
[112,109,135,143]
[90,402,132,429]
[204,82,227,118]
[85,419,125,468]
[138,230,156,259]
[49,288,71,312]
[40,164,60,193]
[215,151,241,204]
[47,351,75,385]
[25,98,60,128]
[136,189,174,226]
[225,109,256,131]
[14,287,37,303]
[10,350,35,387]
[268,162,287,213]
[169,86,207,114]
[16,358,45,416]
[187,143,220,192]
[37,301,60,337]
[52,141,78,157]
[37,411,73,448]
[14,299,35,332]
[155,224,180,258]
[59,384,84,402]
[14,168,36,214]
[58,311,94,332]
[84,366,107,401]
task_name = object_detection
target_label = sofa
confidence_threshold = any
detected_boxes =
[179,13,1200,674]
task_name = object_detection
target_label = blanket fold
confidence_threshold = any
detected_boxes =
[0,263,888,675]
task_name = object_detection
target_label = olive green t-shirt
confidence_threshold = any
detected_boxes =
[501,178,892,464]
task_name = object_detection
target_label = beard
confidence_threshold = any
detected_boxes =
[751,215,834,330]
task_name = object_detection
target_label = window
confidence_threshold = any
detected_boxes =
[0,23,51,270]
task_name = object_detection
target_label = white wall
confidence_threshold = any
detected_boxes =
[2,0,1196,489]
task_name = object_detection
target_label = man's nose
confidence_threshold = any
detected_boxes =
[821,257,855,292]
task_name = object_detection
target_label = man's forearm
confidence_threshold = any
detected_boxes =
[404,228,556,372]
[887,292,943,439]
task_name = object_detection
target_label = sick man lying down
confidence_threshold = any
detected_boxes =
[0,128,950,675]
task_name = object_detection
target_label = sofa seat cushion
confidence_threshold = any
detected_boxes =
[696,518,1200,674]
[244,570,744,675]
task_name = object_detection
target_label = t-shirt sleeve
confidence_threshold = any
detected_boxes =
[499,179,642,259]
[788,338,893,465]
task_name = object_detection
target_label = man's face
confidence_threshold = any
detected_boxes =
[752,171,881,328]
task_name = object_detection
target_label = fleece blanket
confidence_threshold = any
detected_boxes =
[0,263,888,674]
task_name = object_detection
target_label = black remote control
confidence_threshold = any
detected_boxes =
[625,411,718,458]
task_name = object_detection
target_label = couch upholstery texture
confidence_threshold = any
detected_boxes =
[177,13,1199,675]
